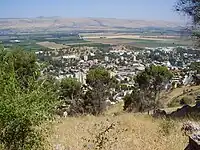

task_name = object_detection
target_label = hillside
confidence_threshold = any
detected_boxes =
[0,17,182,32]
[49,112,187,150]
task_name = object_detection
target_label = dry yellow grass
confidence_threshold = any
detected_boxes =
[160,85,200,107]
[48,112,188,150]
[45,87,200,150]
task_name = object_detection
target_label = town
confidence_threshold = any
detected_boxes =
[35,44,200,102]
[1,0,200,149]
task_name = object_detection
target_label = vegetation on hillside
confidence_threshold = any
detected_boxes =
[124,65,173,112]
[50,113,187,150]
[0,46,58,150]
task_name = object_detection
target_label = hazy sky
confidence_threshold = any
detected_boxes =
[0,0,186,21]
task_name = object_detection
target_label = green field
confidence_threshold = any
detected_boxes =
[0,31,193,51]
[0,33,88,51]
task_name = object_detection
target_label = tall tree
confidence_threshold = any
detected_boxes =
[124,65,173,112]
[2,47,40,88]
[85,67,112,115]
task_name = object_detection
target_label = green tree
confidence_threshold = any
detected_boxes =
[124,65,173,112]
[60,77,82,101]
[85,67,112,115]
[0,48,58,150]
[1,47,40,88]
[176,0,200,46]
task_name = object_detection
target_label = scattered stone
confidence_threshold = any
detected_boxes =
[182,121,200,135]
[182,122,200,150]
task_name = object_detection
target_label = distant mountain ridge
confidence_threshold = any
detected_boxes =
[0,17,182,32]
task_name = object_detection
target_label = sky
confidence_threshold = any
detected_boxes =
[0,0,186,22]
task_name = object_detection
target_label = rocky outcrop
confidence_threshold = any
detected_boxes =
[152,102,200,119]
[182,122,200,150]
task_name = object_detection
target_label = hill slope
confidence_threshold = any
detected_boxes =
[0,17,182,32]
[49,113,187,150]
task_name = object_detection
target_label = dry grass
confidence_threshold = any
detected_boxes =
[160,85,200,107]
[45,87,200,150]
[48,112,188,150]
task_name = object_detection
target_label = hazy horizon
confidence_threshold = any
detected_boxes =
[0,0,188,22]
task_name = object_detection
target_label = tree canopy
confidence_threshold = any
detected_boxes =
[60,77,82,100]
[124,65,173,112]
[85,67,112,115]
[0,47,58,149]
[0,47,40,88]
[86,67,111,87]
[176,0,200,46]
[176,0,200,25]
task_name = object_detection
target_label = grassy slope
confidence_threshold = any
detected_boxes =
[48,103,188,150]
[45,86,200,150]
[160,85,200,107]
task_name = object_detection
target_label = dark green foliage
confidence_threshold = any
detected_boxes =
[123,88,141,112]
[85,67,112,115]
[58,68,118,116]
[1,47,40,88]
[59,77,85,115]
[86,67,110,87]
[60,77,82,100]
[124,65,173,112]
[0,46,57,150]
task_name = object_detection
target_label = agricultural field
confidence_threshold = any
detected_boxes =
[0,31,193,51]
[0,32,87,51]
[82,33,193,48]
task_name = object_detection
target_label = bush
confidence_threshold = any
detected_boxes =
[0,48,58,150]
[167,98,180,107]
[180,97,194,105]
[0,75,58,150]
[82,121,127,150]
[167,96,194,108]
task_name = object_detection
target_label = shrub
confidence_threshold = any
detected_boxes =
[82,121,127,150]
[180,97,194,105]
[167,98,180,107]
[0,48,58,150]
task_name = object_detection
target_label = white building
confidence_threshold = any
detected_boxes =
[84,55,88,61]
[75,72,86,84]
[105,56,109,62]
